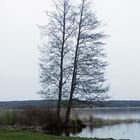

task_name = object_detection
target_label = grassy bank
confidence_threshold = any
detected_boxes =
[0,129,114,140]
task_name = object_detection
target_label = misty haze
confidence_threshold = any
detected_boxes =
[0,0,140,140]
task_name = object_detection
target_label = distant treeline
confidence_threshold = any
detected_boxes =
[0,100,140,109]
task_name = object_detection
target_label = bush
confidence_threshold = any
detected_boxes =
[17,108,59,127]
[0,108,62,130]
[70,119,85,128]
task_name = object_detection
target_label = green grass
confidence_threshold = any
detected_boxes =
[0,129,114,140]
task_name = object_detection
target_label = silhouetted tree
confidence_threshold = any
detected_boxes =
[65,0,109,124]
[39,0,109,126]
[39,0,75,127]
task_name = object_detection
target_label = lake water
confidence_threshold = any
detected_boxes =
[72,107,140,120]
[70,107,140,140]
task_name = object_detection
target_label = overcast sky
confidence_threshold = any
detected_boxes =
[0,0,140,101]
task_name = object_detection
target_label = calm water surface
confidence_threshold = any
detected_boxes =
[70,107,140,140]
[72,107,140,120]
[71,123,140,140]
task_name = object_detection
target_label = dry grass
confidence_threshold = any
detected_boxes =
[0,108,60,128]
[84,115,140,128]
[0,110,17,126]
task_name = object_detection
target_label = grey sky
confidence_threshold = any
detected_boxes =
[0,0,140,101]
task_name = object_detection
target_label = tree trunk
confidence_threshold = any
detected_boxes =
[65,78,75,124]
[57,82,62,128]
[57,1,66,128]
[65,0,84,125]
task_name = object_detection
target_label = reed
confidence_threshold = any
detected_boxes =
[84,115,140,128]
[0,110,17,126]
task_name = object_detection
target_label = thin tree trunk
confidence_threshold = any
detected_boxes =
[65,71,76,124]
[65,0,84,124]
[64,41,78,124]
[57,1,66,128]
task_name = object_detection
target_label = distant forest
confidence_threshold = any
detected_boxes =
[1,100,140,109]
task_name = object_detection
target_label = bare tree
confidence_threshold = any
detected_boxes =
[39,0,75,127]
[39,0,109,126]
[65,0,109,124]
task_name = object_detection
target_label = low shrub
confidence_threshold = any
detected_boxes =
[70,119,86,128]
[17,108,60,128]
[0,108,62,130]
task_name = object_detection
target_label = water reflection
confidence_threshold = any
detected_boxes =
[71,123,140,140]
[46,123,140,140]
[47,108,140,140]
[46,127,83,136]
[70,107,140,140]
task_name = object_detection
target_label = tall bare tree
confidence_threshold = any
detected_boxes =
[39,0,109,126]
[39,0,75,127]
[65,0,109,124]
